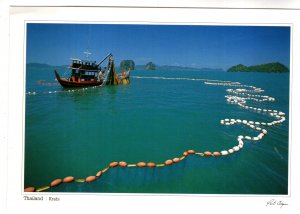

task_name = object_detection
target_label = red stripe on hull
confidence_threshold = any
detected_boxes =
[55,70,103,88]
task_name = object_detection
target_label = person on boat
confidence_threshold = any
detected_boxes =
[98,67,102,75]
[118,67,130,80]
[121,67,130,77]
[98,70,104,80]
[127,67,131,75]
[98,67,107,80]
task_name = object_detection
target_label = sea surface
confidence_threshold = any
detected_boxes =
[24,65,290,194]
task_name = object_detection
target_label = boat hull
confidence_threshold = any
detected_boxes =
[55,70,104,88]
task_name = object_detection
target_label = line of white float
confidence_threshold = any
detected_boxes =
[26,86,102,96]
[205,80,286,156]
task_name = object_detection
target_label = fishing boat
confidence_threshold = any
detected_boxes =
[54,53,131,88]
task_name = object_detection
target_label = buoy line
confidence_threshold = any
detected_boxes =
[24,77,286,192]
[132,75,239,84]
[26,82,106,96]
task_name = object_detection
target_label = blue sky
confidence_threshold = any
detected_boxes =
[26,24,290,70]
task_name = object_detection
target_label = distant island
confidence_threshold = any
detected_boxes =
[144,62,156,70]
[227,62,289,73]
[120,60,135,70]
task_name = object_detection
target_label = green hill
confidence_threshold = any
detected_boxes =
[120,60,135,70]
[227,62,289,73]
[145,62,156,70]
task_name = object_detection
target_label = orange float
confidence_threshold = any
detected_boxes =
[96,171,102,177]
[204,151,212,156]
[147,162,156,167]
[137,162,146,167]
[213,152,221,156]
[165,159,173,165]
[119,161,127,167]
[24,187,35,192]
[63,176,74,183]
[172,157,180,163]
[187,150,195,154]
[86,176,96,182]
[183,151,188,156]
[50,178,62,187]
[109,162,119,167]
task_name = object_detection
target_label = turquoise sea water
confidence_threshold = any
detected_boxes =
[25,65,289,194]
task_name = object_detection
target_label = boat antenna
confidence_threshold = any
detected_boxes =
[84,25,92,60]
[84,49,91,60]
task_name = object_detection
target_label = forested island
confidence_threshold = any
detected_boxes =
[120,60,135,70]
[227,62,289,73]
[144,62,156,70]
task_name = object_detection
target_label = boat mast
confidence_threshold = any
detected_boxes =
[84,49,91,60]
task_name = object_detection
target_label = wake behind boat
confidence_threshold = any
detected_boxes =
[54,53,131,88]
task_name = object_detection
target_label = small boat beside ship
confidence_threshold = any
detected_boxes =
[54,53,130,88]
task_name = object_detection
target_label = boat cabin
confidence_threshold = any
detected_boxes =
[70,58,98,70]
[69,59,100,82]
